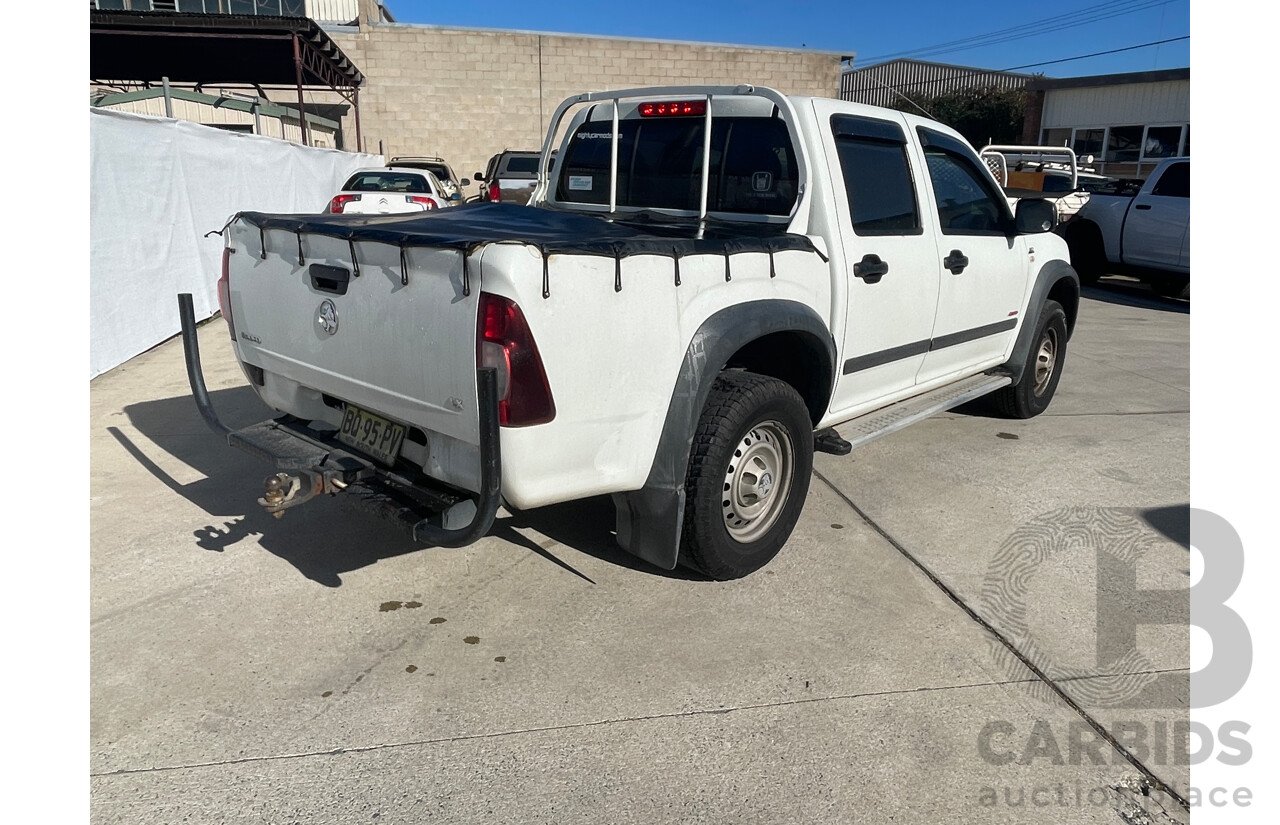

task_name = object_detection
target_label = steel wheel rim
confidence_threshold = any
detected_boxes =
[721,421,794,544]
[1033,327,1059,396]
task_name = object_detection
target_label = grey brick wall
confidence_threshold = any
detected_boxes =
[331,22,842,193]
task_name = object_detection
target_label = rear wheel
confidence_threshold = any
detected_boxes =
[992,300,1068,419]
[681,371,814,580]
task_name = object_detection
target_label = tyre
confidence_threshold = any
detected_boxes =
[992,300,1068,419]
[680,371,814,580]
[1066,223,1105,286]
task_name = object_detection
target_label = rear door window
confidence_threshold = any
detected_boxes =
[830,114,921,235]
[556,115,798,216]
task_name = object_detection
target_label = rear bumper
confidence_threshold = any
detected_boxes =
[177,293,502,547]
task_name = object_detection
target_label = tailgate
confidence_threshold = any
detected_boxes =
[498,180,536,205]
[342,194,424,215]
[226,219,481,445]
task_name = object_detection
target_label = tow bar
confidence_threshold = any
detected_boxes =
[177,293,503,547]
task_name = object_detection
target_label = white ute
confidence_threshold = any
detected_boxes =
[1061,156,1189,297]
[179,85,1080,580]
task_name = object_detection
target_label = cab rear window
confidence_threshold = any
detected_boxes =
[503,156,540,175]
[556,116,797,216]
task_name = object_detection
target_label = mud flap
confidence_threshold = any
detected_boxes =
[612,487,685,570]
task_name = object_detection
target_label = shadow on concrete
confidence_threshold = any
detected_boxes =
[1082,278,1189,314]
[499,497,703,581]
[116,387,692,586]
[1141,504,1190,550]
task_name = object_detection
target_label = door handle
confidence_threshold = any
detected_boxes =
[944,249,969,274]
[854,254,889,284]
[309,263,351,295]
[1134,204,1152,210]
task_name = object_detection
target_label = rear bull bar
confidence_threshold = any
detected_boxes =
[177,293,502,547]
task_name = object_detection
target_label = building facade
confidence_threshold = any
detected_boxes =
[1024,69,1189,179]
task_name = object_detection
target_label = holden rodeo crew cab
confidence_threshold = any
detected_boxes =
[179,85,1079,580]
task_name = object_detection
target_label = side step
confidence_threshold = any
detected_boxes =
[835,373,1012,452]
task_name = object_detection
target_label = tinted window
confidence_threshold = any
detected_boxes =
[1151,162,1190,198]
[918,128,1008,235]
[557,116,798,216]
[503,156,540,175]
[424,164,452,183]
[831,121,920,235]
[1041,174,1075,194]
[342,172,430,193]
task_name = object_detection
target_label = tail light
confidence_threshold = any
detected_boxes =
[488,185,501,202]
[407,196,438,209]
[218,246,235,340]
[477,293,555,426]
[328,194,360,213]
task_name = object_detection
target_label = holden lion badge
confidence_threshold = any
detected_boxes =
[316,299,338,336]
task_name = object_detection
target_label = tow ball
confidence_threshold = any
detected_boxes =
[257,471,349,518]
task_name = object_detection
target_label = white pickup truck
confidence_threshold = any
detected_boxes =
[1061,156,1190,297]
[179,85,1079,580]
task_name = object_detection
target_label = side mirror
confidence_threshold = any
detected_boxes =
[460,178,471,187]
[1014,198,1056,234]
[475,172,485,181]
[450,192,463,202]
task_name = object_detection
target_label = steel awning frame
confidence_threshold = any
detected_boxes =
[91,87,343,132]
[90,10,365,149]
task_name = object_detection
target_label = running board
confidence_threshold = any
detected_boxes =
[837,373,1012,452]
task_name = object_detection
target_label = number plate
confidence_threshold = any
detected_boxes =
[337,404,406,466]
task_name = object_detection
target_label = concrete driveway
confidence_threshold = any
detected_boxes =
[90,284,1190,824]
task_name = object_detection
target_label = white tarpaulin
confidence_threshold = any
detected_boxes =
[89,107,381,379]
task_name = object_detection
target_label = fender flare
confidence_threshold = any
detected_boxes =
[613,300,835,570]
[1005,258,1079,385]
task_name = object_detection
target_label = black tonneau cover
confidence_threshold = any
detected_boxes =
[238,202,821,260]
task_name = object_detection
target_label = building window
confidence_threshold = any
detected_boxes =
[1072,129,1105,159]
[1042,128,1071,148]
[1143,126,1184,159]
[1106,125,1144,163]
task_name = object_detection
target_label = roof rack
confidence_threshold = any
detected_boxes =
[980,144,1083,190]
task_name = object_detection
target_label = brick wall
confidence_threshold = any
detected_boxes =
[331,19,842,191]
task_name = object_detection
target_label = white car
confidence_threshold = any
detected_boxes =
[188,85,1077,580]
[325,167,458,214]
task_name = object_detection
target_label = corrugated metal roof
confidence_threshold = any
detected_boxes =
[840,58,1033,107]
